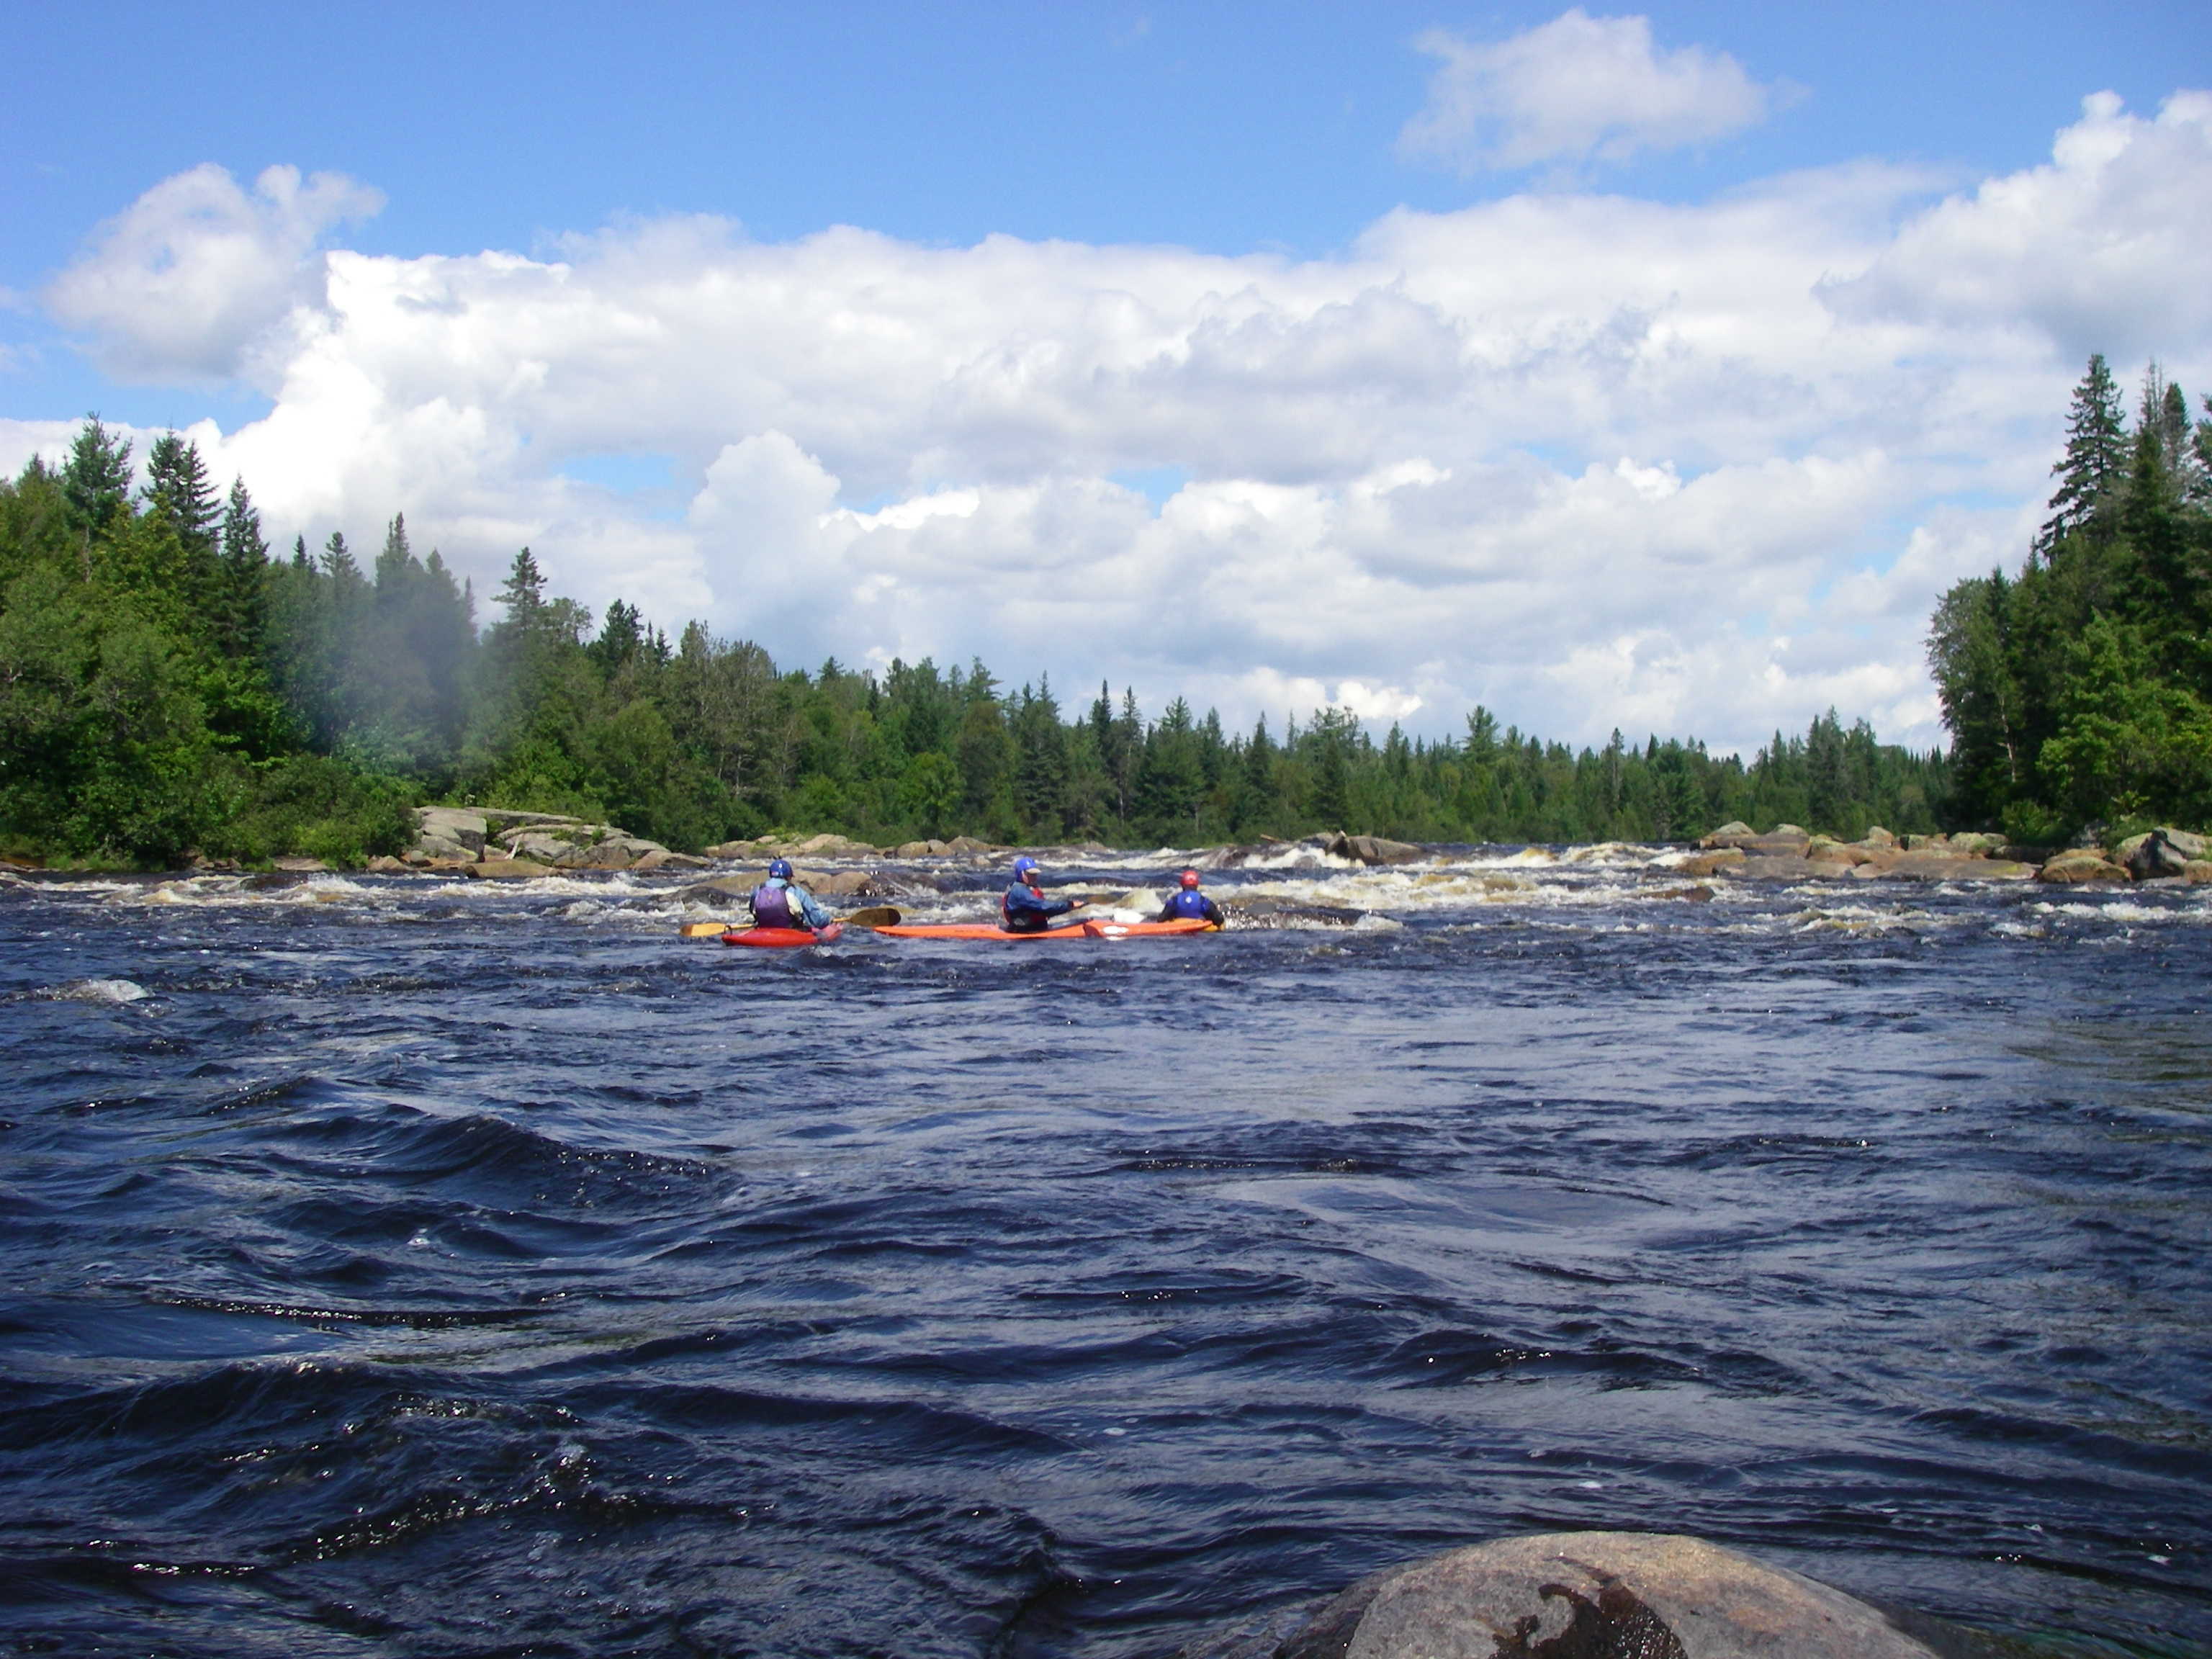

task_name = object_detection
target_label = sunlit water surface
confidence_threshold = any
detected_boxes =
[2,846,2208,1657]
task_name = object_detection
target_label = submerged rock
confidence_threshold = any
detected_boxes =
[1227,899,1367,929]
[1178,1532,1979,1659]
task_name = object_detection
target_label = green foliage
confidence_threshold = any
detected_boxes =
[1930,351,2212,837]
[2,416,1964,866]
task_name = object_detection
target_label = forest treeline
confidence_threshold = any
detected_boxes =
[1930,354,2212,842]
[1,418,1950,866]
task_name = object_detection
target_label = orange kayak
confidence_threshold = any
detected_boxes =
[721,922,846,947]
[870,917,1218,942]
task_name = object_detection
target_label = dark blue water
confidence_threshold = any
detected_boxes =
[4,857,2209,1657]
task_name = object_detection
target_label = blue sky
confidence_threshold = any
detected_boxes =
[4,4,2210,751]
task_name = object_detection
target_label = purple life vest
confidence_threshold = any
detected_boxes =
[751,882,797,929]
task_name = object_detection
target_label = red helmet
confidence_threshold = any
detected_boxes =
[1179,869,1201,888]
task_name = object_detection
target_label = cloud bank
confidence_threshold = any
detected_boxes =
[12,91,2212,757]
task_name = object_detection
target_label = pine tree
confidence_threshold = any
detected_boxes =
[60,415,135,536]
[215,477,269,657]
[2039,354,2128,552]
[141,433,220,555]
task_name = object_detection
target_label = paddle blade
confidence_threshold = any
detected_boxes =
[678,920,730,938]
[845,905,902,927]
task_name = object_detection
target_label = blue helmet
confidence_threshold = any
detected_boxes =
[768,858,793,880]
[1012,855,1040,881]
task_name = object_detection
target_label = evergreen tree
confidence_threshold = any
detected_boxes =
[2039,354,2128,552]
[141,433,220,556]
[215,477,269,659]
[61,415,135,536]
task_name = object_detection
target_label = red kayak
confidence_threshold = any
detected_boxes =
[870,917,1218,942]
[721,922,846,948]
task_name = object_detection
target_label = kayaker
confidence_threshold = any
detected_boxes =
[1001,855,1087,934]
[1156,868,1226,927]
[751,858,833,930]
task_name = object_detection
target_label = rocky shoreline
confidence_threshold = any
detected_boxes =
[365,808,2212,893]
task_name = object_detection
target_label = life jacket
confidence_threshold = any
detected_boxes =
[1167,889,1213,920]
[751,881,798,929]
[1001,882,1047,931]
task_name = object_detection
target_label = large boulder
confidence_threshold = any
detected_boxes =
[1699,821,1755,848]
[1947,831,2008,855]
[2156,825,2207,858]
[681,876,756,903]
[945,835,996,853]
[414,806,487,851]
[1328,833,1424,866]
[1861,824,1897,848]
[2037,851,2128,884]
[804,869,882,898]
[1883,853,2034,882]
[1180,1532,1967,1659]
[894,839,952,857]
[1671,850,1745,877]
[784,832,876,856]
[2118,830,2191,881]
[464,858,551,880]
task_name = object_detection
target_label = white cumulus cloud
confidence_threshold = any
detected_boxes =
[1398,9,1780,176]
[45,163,384,383]
[11,88,2210,760]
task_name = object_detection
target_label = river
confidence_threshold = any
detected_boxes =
[3,845,2208,1656]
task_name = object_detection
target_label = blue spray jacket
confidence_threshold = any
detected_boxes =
[1001,881,1076,933]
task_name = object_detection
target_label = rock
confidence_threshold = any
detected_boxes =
[1671,850,1744,877]
[480,810,583,832]
[784,832,875,856]
[2157,825,2206,858]
[1328,832,1424,866]
[366,855,410,873]
[681,876,756,903]
[417,835,478,863]
[893,839,951,857]
[2118,830,2192,881]
[704,838,764,859]
[1227,899,1369,929]
[945,835,995,853]
[631,850,709,873]
[1641,884,1714,902]
[2186,860,2212,884]
[556,840,636,871]
[1861,824,1897,848]
[413,806,487,852]
[1738,855,1815,880]
[1996,844,2054,866]
[1699,820,1755,848]
[508,832,574,863]
[2037,852,2128,884]
[1184,1532,1961,1659]
[271,856,330,873]
[464,859,551,880]
[1948,831,2009,855]
[1884,853,2033,881]
[804,869,881,898]
[1806,839,1884,866]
